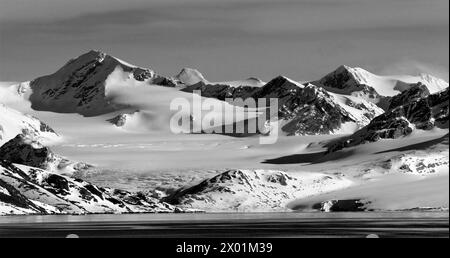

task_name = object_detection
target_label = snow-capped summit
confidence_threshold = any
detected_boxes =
[314,65,388,99]
[252,75,304,98]
[314,65,449,109]
[417,73,449,92]
[29,50,176,116]
[251,77,382,135]
[325,65,373,88]
[175,67,208,86]
[388,82,430,110]
[184,74,382,135]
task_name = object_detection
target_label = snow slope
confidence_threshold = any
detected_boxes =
[103,67,261,133]
[327,87,449,152]
[0,51,449,213]
[288,139,449,212]
[0,103,60,146]
[28,50,177,116]
[166,169,353,212]
[185,76,383,136]
[313,65,449,110]
[0,160,184,215]
[315,65,448,97]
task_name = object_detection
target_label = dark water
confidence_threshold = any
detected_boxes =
[0,212,448,238]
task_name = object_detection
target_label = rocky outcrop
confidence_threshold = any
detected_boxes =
[0,134,92,175]
[164,169,352,212]
[315,65,374,92]
[29,50,176,116]
[0,104,60,145]
[327,87,449,152]
[106,110,139,127]
[183,81,258,100]
[0,134,56,169]
[311,65,448,111]
[184,76,375,135]
[388,83,430,110]
[271,82,356,135]
[313,199,367,212]
[312,65,389,108]
[0,160,186,215]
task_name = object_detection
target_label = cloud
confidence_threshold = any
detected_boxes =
[379,60,449,81]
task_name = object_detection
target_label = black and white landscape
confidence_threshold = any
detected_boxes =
[0,1,449,234]
[0,49,448,215]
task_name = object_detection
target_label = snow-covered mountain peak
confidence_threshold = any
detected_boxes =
[418,73,449,91]
[274,75,304,87]
[28,50,176,116]
[70,49,106,63]
[66,49,139,68]
[317,65,448,97]
[9,133,43,148]
[60,50,153,78]
[327,87,449,152]
[318,65,376,91]
[175,67,208,86]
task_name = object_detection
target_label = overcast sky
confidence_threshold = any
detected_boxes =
[0,0,448,82]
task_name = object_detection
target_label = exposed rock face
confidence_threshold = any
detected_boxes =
[311,65,448,111]
[313,65,389,108]
[164,169,352,212]
[29,50,176,116]
[313,199,367,212]
[38,120,57,134]
[388,83,430,110]
[0,160,185,215]
[0,134,92,175]
[106,110,139,127]
[381,87,448,130]
[327,87,449,152]
[425,88,449,128]
[151,76,177,87]
[276,83,356,135]
[251,76,304,99]
[185,76,376,135]
[0,134,55,169]
[183,81,258,100]
[107,114,128,127]
[0,162,51,215]
[316,65,374,92]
